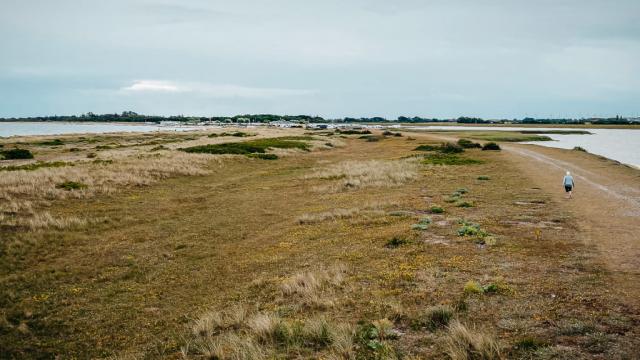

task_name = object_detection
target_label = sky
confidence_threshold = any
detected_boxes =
[1,0,639,119]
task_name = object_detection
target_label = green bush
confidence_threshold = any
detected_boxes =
[56,181,87,191]
[181,138,309,155]
[477,176,490,180]
[86,153,97,158]
[1,148,34,160]
[457,220,488,237]
[386,237,409,248]
[573,146,587,152]
[430,206,444,214]
[457,138,481,148]
[247,153,278,160]
[482,142,501,151]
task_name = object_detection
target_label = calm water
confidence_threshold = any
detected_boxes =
[402,125,640,168]
[0,122,198,137]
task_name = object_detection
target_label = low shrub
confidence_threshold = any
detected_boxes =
[56,181,87,191]
[440,142,464,154]
[411,216,431,230]
[339,129,371,135]
[573,146,587,152]
[36,139,64,146]
[1,148,34,160]
[457,220,489,238]
[455,188,469,194]
[181,138,309,155]
[482,142,501,151]
[69,147,81,152]
[355,322,398,358]
[455,201,474,208]
[430,206,444,214]
[247,153,278,160]
[457,138,481,149]
[422,154,483,166]
[445,195,461,203]
[386,237,409,248]
[477,176,490,180]
[382,130,403,137]
[86,152,97,158]
[414,144,440,151]
[359,135,383,142]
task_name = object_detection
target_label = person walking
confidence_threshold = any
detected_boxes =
[563,171,574,199]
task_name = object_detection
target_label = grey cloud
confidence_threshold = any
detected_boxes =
[0,0,638,118]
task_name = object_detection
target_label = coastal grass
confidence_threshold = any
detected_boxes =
[1,129,637,358]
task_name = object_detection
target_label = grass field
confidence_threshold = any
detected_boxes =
[1,128,638,359]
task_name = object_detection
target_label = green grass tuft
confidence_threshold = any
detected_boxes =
[430,206,444,214]
[386,237,409,248]
[56,181,88,191]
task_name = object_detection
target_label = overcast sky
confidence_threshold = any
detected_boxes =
[1,0,639,119]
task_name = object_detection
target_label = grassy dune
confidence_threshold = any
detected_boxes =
[1,129,638,358]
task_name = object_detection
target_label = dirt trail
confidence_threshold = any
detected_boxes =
[502,143,640,305]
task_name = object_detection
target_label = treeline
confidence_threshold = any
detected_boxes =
[0,112,637,125]
[0,112,324,124]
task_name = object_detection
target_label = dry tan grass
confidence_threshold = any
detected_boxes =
[197,333,265,360]
[445,321,503,360]
[0,152,213,201]
[187,308,357,358]
[280,265,346,297]
[0,152,216,231]
[296,207,386,224]
[246,313,281,343]
[306,158,420,192]
[191,306,248,338]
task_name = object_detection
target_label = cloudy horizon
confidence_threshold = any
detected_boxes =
[1,0,639,119]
